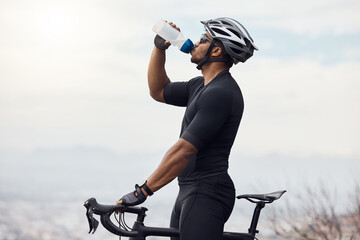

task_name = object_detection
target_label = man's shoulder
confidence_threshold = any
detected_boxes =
[214,72,241,94]
[189,76,204,85]
[202,73,242,104]
[186,76,204,91]
[203,85,232,100]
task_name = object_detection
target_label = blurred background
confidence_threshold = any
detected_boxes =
[1,0,359,239]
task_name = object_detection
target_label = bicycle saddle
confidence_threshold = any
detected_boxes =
[236,190,286,203]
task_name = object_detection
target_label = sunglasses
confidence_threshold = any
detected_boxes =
[199,34,221,48]
[199,34,213,44]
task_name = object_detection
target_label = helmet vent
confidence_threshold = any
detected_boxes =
[230,47,242,55]
[229,28,242,39]
[229,39,244,48]
[212,27,231,37]
[220,20,232,26]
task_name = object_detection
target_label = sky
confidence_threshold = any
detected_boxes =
[1,0,360,200]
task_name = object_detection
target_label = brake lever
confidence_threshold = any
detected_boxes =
[84,201,99,234]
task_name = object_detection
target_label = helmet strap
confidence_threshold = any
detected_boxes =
[196,41,232,70]
[196,41,216,70]
[207,58,231,63]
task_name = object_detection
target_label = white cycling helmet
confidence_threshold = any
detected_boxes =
[201,17,258,64]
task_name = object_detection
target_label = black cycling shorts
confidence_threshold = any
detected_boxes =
[170,173,235,240]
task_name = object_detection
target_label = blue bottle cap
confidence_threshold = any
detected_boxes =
[180,39,194,54]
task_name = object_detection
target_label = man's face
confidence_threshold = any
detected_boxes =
[190,32,213,64]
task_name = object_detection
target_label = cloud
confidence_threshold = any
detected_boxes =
[165,0,360,36]
[231,57,360,157]
[249,0,360,36]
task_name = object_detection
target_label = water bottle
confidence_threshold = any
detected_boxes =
[152,19,194,54]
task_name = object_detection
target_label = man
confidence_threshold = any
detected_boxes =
[116,17,258,240]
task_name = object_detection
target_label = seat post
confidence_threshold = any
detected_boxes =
[248,202,265,237]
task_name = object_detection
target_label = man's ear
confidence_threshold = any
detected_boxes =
[211,46,223,57]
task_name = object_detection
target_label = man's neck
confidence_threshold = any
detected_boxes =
[201,63,229,85]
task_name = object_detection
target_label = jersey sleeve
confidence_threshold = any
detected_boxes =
[180,87,233,150]
[163,81,189,107]
[163,77,203,107]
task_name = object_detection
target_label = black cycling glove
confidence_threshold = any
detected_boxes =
[154,34,170,51]
[119,182,153,206]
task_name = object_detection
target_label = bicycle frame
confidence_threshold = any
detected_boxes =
[84,190,286,240]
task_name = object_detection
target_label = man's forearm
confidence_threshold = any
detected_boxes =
[146,138,197,192]
[147,47,170,102]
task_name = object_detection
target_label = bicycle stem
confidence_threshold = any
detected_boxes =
[129,207,179,240]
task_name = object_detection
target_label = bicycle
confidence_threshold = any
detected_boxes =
[84,190,286,239]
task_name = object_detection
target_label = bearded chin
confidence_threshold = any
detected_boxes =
[191,56,201,64]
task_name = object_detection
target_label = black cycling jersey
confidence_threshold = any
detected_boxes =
[164,70,244,181]
[164,70,243,240]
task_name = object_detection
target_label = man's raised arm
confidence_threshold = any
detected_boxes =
[148,22,182,103]
[147,46,170,103]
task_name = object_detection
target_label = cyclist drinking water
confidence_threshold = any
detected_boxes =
[116,17,258,240]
